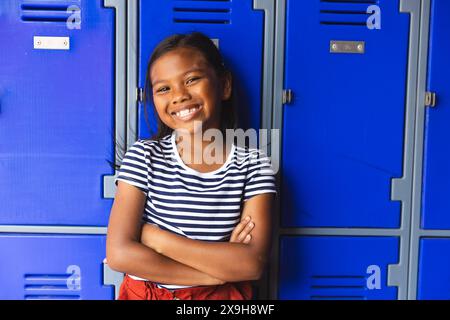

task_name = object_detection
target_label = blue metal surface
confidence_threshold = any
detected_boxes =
[0,234,113,300]
[139,0,264,137]
[417,238,450,299]
[421,0,450,229]
[279,236,399,300]
[0,0,115,226]
[282,0,409,228]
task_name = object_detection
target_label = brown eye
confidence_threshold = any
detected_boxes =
[156,86,169,93]
[186,77,200,85]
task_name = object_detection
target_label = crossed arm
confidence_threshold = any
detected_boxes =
[106,181,274,285]
[140,191,274,282]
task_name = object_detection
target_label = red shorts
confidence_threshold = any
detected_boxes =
[118,274,253,300]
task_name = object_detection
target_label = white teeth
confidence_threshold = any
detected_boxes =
[179,109,190,117]
[175,106,198,118]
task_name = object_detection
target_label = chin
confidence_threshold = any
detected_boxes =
[175,121,205,135]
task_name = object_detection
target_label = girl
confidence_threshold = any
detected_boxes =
[106,32,277,300]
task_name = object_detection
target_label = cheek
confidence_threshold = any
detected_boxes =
[197,82,221,104]
[152,99,173,125]
[154,107,167,120]
[152,97,168,114]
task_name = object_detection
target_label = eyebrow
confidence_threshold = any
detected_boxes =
[152,67,206,87]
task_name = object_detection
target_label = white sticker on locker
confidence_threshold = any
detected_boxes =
[34,36,70,50]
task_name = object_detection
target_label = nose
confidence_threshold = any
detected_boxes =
[172,85,191,105]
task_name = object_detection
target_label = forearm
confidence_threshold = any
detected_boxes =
[153,232,261,282]
[108,241,225,286]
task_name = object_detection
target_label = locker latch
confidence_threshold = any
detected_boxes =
[137,87,144,103]
[282,89,294,105]
[425,91,437,107]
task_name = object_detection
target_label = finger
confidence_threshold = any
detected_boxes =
[230,222,246,242]
[237,222,254,241]
[230,217,251,242]
[243,234,251,244]
[237,223,253,242]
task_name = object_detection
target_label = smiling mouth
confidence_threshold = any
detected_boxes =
[171,105,202,121]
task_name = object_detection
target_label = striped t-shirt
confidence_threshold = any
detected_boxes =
[114,131,277,290]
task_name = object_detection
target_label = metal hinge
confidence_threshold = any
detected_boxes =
[282,89,294,105]
[425,91,437,107]
[136,87,144,103]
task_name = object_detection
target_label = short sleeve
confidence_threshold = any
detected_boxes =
[243,150,277,202]
[114,140,149,195]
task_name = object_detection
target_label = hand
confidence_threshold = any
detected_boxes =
[205,275,227,286]
[140,223,161,250]
[229,216,254,244]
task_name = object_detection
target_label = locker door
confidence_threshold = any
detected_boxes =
[139,0,266,137]
[279,236,399,300]
[421,0,450,229]
[417,238,450,299]
[282,0,410,228]
[0,234,114,300]
[0,0,115,226]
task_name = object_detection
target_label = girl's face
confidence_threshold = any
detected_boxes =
[150,47,231,135]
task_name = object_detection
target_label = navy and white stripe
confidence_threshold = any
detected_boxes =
[115,132,277,290]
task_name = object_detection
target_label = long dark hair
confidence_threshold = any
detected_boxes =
[109,32,239,170]
[143,32,239,141]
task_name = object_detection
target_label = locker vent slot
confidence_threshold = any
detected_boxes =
[173,0,231,24]
[20,2,78,23]
[310,274,367,300]
[24,274,81,300]
[320,0,378,26]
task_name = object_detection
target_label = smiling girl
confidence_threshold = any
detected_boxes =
[106,32,277,300]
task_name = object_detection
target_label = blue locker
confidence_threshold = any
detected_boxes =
[139,0,265,137]
[282,0,409,228]
[417,238,450,299]
[421,0,450,229]
[0,0,115,226]
[279,236,399,300]
[0,234,113,300]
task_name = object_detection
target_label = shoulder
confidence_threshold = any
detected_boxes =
[133,135,172,155]
[238,145,277,200]
[234,145,271,165]
[134,138,158,152]
[126,135,173,165]
[233,145,275,179]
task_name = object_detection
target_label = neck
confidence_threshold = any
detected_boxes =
[174,128,231,165]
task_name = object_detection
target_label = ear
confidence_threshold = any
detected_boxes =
[221,72,232,101]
